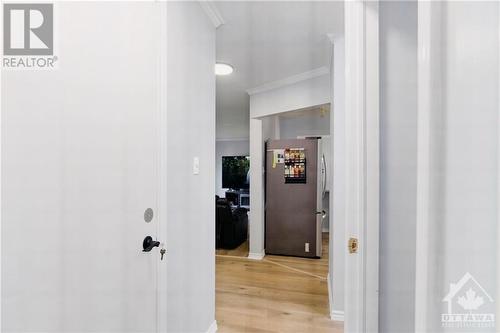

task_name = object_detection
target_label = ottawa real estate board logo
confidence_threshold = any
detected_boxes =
[3,3,57,69]
[442,272,495,329]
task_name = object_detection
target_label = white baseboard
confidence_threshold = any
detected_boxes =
[247,251,265,260]
[205,320,218,333]
[331,310,345,321]
[327,273,334,317]
[327,273,344,322]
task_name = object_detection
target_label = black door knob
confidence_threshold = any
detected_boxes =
[143,236,160,252]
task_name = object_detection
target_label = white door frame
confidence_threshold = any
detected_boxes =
[497,1,500,326]
[414,1,433,330]
[157,2,168,332]
[344,1,380,332]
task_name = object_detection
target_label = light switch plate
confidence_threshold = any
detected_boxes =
[193,157,200,175]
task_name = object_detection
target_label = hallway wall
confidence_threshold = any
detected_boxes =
[279,111,330,139]
[378,1,418,332]
[330,35,345,321]
[417,2,498,332]
[379,2,499,332]
[166,2,216,332]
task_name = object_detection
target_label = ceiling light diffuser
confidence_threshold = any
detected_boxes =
[215,63,233,76]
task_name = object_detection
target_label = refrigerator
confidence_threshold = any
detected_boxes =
[265,138,327,258]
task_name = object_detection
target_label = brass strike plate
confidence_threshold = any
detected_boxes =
[348,237,358,254]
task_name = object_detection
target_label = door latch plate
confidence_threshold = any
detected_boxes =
[348,237,358,254]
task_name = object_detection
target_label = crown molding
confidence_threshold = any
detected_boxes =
[246,67,330,96]
[199,1,225,29]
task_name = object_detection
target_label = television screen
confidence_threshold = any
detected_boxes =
[222,156,250,189]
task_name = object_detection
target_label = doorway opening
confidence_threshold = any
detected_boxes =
[213,1,345,331]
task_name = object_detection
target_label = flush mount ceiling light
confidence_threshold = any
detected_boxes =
[215,63,233,76]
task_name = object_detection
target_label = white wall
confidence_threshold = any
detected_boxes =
[378,2,417,332]
[249,74,331,119]
[216,99,250,140]
[417,2,498,332]
[248,118,265,257]
[262,115,277,141]
[216,140,249,197]
[279,111,330,139]
[330,35,345,320]
[166,2,216,332]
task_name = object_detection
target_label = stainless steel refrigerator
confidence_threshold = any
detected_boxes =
[265,138,326,258]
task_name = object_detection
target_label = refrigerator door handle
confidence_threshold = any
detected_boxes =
[316,210,327,219]
[321,154,327,198]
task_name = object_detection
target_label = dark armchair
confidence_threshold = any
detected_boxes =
[216,197,248,249]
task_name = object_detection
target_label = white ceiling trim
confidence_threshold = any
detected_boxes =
[198,1,225,29]
[246,66,330,96]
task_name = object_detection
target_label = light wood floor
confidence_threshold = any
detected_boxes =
[215,238,249,257]
[216,233,343,333]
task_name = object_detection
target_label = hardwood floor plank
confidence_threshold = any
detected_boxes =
[216,232,342,333]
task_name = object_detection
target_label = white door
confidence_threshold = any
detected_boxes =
[2,3,163,332]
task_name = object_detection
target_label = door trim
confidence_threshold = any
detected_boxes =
[157,2,168,332]
[344,1,380,332]
[0,14,3,330]
[414,1,433,331]
[497,0,500,326]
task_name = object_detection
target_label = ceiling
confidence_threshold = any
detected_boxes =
[214,1,344,140]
